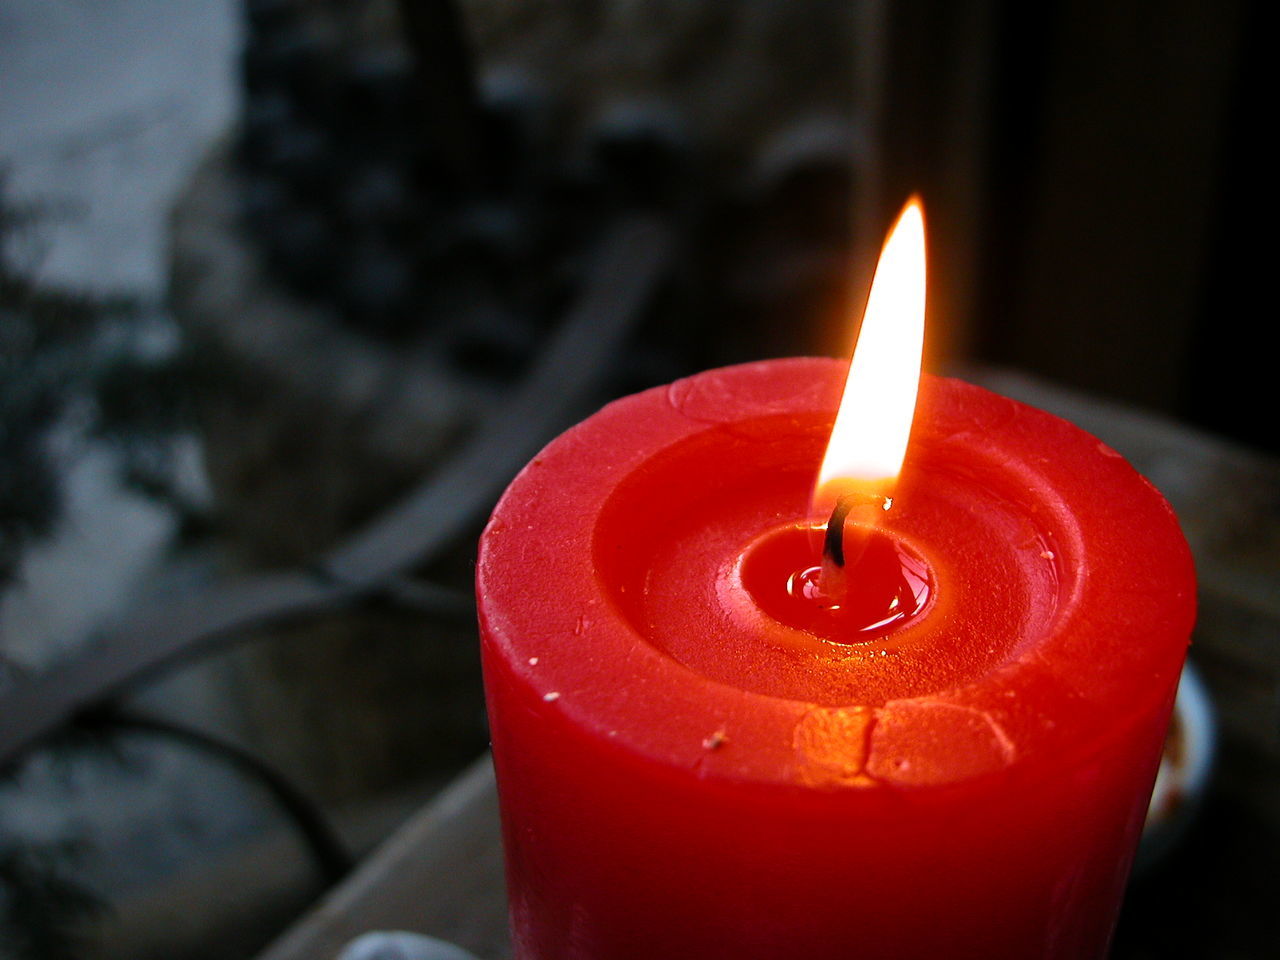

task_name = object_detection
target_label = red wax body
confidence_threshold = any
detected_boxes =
[477,358,1195,960]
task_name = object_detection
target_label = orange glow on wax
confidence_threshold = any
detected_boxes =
[812,198,927,518]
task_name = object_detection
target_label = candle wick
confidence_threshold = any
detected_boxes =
[823,496,855,568]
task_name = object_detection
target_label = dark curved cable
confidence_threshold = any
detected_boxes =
[84,707,351,886]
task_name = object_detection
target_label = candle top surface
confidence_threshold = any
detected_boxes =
[477,358,1196,790]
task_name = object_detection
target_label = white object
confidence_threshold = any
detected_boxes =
[1136,659,1216,872]
[338,931,481,960]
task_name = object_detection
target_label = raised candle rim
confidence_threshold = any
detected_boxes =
[477,358,1196,788]
[589,419,1071,708]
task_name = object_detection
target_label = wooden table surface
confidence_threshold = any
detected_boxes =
[257,372,1280,960]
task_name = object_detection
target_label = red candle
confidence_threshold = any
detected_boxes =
[477,208,1195,959]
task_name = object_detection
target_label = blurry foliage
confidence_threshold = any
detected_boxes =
[0,840,104,960]
[0,707,160,960]
[3,178,207,957]
[0,179,204,591]
[0,195,93,588]
[0,725,127,960]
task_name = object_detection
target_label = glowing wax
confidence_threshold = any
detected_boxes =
[478,358,1195,960]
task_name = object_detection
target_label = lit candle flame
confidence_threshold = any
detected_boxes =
[813,198,926,518]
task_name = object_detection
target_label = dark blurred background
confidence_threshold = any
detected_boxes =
[1,1,1273,959]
